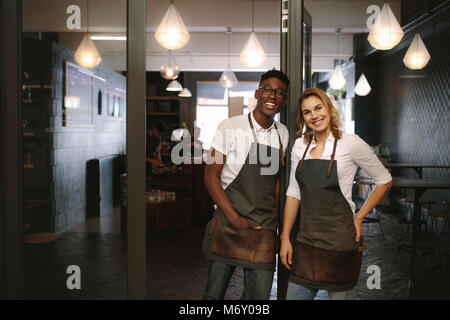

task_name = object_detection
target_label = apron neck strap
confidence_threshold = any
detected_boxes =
[327,137,338,177]
[247,112,285,167]
[297,136,338,177]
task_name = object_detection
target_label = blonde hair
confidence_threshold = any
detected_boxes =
[296,88,342,144]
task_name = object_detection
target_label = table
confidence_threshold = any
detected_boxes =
[391,177,450,296]
[386,163,450,179]
[353,177,385,234]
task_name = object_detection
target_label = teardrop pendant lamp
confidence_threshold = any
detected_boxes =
[354,73,371,96]
[403,32,431,70]
[367,2,404,50]
[329,65,346,90]
[220,27,238,88]
[155,0,190,50]
[328,29,346,90]
[240,0,266,68]
[74,0,102,68]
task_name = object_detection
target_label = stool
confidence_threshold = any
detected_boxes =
[402,197,436,232]
[24,232,58,244]
[428,201,450,265]
[395,198,437,265]
[24,232,59,298]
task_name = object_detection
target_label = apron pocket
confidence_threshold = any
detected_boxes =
[212,219,277,264]
[291,240,362,285]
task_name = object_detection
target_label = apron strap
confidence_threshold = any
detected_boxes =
[247,113,259,157]
[273,123,285,167]
[297,139,312,174]
[297,136,338,177]
[327,138,338,177]
[247,112,285,167]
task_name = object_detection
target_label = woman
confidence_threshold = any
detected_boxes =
[280,88,392,300]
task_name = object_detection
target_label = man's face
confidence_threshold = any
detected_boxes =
[254,77,287,118]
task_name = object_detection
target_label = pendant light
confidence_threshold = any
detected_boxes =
[220,27,238,88]
[155,0,190,50]
[74,0,101,68]
[240,0,266,68]
[166,80,183,91]
[329,65,346,90]
[329,29,346,90]
[178,88,192,97]
[403,33,431,70]
[367,2,404,50]
[160,50,180,80]
[354,73,371,96]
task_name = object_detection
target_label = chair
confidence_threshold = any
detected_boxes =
[427,201,450,266]
[24,232,59,297]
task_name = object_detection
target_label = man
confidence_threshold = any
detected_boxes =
[202,69,290,300]
[146,124,164,176]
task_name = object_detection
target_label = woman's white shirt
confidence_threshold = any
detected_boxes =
[286,132,392,214]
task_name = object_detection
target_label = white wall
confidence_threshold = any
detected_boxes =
[23,0,402,72]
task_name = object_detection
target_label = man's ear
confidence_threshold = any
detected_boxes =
[254,90,259,99]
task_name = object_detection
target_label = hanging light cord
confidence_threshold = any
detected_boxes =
[252,0,255,32]
[227,28,231,65]
[86,0,89,34]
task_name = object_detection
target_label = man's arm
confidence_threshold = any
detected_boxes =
[204,148,260,230]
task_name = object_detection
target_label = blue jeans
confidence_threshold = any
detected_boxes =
[203,261,274,300]
[286,281,347,300]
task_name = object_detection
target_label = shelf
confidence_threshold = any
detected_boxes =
[147,112,179,116]
[147,96,180,101]
[23,132,35,137]
[23,99,33,104]
[23,164,35,169]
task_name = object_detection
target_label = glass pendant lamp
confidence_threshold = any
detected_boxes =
[160,50,180,80]
[403,33,431,70]
[155,0,190,50]
[220,27,238,88]
[354,73,371,96]
[74,0,102,68]
[240,0,266,68]
[367,2,404,50]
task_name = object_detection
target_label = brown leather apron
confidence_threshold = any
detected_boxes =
[202,113,284,271]
[289,138,365,291]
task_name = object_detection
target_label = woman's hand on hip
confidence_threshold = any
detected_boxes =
[280,237,293,271]
[354,216,363,242]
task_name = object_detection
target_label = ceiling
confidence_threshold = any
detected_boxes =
[22,0,402,72]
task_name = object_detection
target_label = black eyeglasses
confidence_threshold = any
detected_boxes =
[258,86,287,98]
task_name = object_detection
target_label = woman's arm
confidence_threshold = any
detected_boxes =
[280,195,301,270]
[353,181,392,241]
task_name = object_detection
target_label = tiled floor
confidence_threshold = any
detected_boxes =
[24,206,450,300]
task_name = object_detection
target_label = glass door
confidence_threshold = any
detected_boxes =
[21,0,128,299]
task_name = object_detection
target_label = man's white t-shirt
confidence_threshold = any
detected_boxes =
[211,111,289,190]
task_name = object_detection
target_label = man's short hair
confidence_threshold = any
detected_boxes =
[260,68,290,88]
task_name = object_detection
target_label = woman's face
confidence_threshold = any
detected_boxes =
[301,95,331,134]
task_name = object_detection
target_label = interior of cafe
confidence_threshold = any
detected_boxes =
[1,0,449,300]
